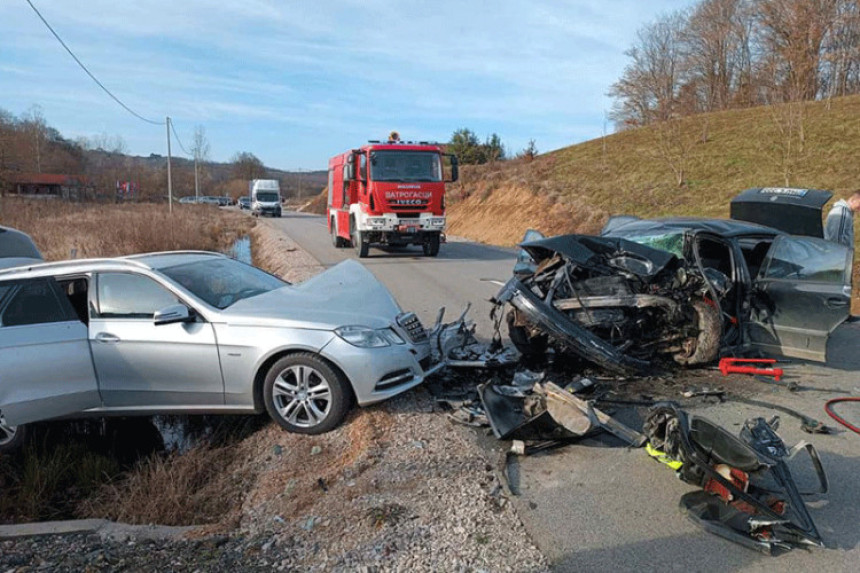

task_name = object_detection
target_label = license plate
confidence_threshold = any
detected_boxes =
[406,226,417,234]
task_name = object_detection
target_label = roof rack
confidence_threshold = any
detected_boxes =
[124,250,226,260]
[0,256,151,277]
[0,251,228,278]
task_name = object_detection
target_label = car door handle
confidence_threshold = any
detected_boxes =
[826,298,849,309]
[94,332,120,344]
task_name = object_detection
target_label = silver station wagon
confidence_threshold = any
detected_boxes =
[0,236,445,451]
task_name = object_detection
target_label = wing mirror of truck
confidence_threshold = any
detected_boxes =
[445,154,459,183]
[344,162,355,182]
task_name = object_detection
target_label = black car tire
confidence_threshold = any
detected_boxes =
[0,415,26,453]
[423,233,440,257]
[352,224,369,258]
[331,219,346,248]
[674,299,721,366]
[263,353,353,434]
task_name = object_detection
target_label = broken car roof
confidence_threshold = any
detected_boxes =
[602,217,783,239]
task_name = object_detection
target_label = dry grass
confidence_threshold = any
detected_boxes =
[0,198,253,260]
[79,445,246,526]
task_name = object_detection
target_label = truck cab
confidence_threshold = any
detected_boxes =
[327,141,458,258]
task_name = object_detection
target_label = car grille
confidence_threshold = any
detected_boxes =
[397,312,428,343]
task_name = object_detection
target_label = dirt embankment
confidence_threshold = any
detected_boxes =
[296,188,328,215]
[447,184,608,246]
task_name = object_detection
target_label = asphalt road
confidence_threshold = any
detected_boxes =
[268,211,860,572]
[266,212,516,339]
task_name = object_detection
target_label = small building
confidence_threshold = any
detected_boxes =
[7,173,93,200]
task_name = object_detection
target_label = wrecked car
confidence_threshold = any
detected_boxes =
[496,188,853,374]
[0,246,466,452]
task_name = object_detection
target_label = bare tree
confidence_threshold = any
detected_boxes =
[21,106,49,173]
[652,116,702,187]
[683,0,754,111]
[191,125,210,163]
[760,99,809,186]
[190,125,210,198]
[754,0,840,101]
[821,0,860,102]
[231,152,265,181]
[609,11,688,127]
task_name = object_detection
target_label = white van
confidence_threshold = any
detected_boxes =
[250,179,282,218]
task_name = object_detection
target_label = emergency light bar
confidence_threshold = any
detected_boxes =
[367,140,441,145]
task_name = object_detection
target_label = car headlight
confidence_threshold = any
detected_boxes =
[431,218,445,226]
[368,218,386,227]
[335,326,404,347]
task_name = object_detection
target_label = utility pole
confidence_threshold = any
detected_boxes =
[166,116,173,214]
[194,155,199,201]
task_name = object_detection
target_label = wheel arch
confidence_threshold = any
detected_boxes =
[252,348,355,411]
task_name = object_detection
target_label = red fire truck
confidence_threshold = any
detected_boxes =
[327,139,458,258]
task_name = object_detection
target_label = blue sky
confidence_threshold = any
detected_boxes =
[2,1,695,170]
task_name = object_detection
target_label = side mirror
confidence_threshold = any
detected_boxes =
[154,304,193,326]
[344,163,355,182]
[445,154,459,183]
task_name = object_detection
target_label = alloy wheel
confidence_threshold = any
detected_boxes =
[271,365,333,428]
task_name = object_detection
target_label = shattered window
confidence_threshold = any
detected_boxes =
[764,236,850,283]
[0,280,72,327]
[618,232,685,259]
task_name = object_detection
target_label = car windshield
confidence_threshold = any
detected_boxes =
[370,151,442,182]
[256,192,279,202]
[159,257,287,309]
[615,231,685,258]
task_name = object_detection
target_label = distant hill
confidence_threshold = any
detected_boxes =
[446,94,860,246]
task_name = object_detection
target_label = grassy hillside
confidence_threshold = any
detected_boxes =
[447,94,860,245]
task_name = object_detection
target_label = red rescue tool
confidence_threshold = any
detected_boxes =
[719,358,784,381]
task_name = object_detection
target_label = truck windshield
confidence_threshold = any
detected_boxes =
[369,151,442,182]
[256,192,279,202]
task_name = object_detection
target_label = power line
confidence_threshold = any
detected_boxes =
[169,118,192,156]
[24,0,164,126]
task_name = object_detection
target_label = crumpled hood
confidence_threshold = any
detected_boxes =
[521,234,678,279]
[220,259,402,330]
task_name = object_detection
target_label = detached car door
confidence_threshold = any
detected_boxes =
[748,235,852,361]
[0,278,101,426]
[89,272,224,407]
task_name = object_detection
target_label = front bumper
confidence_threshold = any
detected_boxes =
[495,277,649,376]
[359,212,446,233]
[254,204,281,214]
[320,337,432,406]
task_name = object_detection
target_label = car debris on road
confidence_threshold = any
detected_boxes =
[644,402,828,554]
